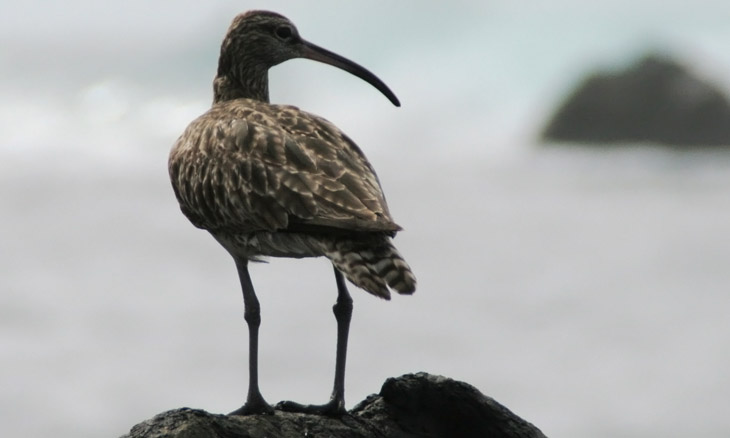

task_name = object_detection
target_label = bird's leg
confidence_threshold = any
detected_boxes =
[329,267,354,412]
[276,266,352,416]
[229,258,274,415]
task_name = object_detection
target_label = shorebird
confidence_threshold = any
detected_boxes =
[168,11,416,416]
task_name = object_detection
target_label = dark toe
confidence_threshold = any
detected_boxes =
[275,399,346,416]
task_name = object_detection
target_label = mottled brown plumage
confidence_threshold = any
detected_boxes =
[168,10,415,416]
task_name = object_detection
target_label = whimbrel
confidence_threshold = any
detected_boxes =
[168,10,416,416]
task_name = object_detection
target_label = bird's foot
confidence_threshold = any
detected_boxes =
[229,393,275,416]
[275,398,347,416]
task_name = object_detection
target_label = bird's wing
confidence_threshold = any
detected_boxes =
[169,99,400,235]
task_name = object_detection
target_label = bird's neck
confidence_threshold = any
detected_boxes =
[213,66,270,104]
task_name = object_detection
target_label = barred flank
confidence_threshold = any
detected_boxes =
[327,237,416,300]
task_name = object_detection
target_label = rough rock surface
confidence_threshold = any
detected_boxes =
[120,372,547,438]
[541,54,730,147]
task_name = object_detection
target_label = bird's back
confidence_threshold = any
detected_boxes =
[169,98,415,298]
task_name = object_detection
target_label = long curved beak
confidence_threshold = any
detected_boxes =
[299,40,400,107]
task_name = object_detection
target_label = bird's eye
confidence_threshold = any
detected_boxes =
[275,25,293,40]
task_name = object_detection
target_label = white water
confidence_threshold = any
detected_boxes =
[3,145,729,437]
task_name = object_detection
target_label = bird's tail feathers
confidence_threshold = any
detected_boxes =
[327,237,416,299]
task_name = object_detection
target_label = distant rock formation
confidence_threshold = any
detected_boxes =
[541,54,730,147]
[121,372,547,438]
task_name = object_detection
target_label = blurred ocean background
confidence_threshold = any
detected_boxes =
[2,1,730,437]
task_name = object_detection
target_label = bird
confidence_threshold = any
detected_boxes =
[168,10,416,416]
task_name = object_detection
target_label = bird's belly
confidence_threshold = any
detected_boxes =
[212,231,329,260]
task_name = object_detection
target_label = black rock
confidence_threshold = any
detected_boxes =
[541,53,730,147]
[120,373,547,438]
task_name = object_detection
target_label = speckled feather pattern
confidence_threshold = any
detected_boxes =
[169,99,416,298]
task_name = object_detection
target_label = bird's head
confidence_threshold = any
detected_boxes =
[216,10,400,106]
